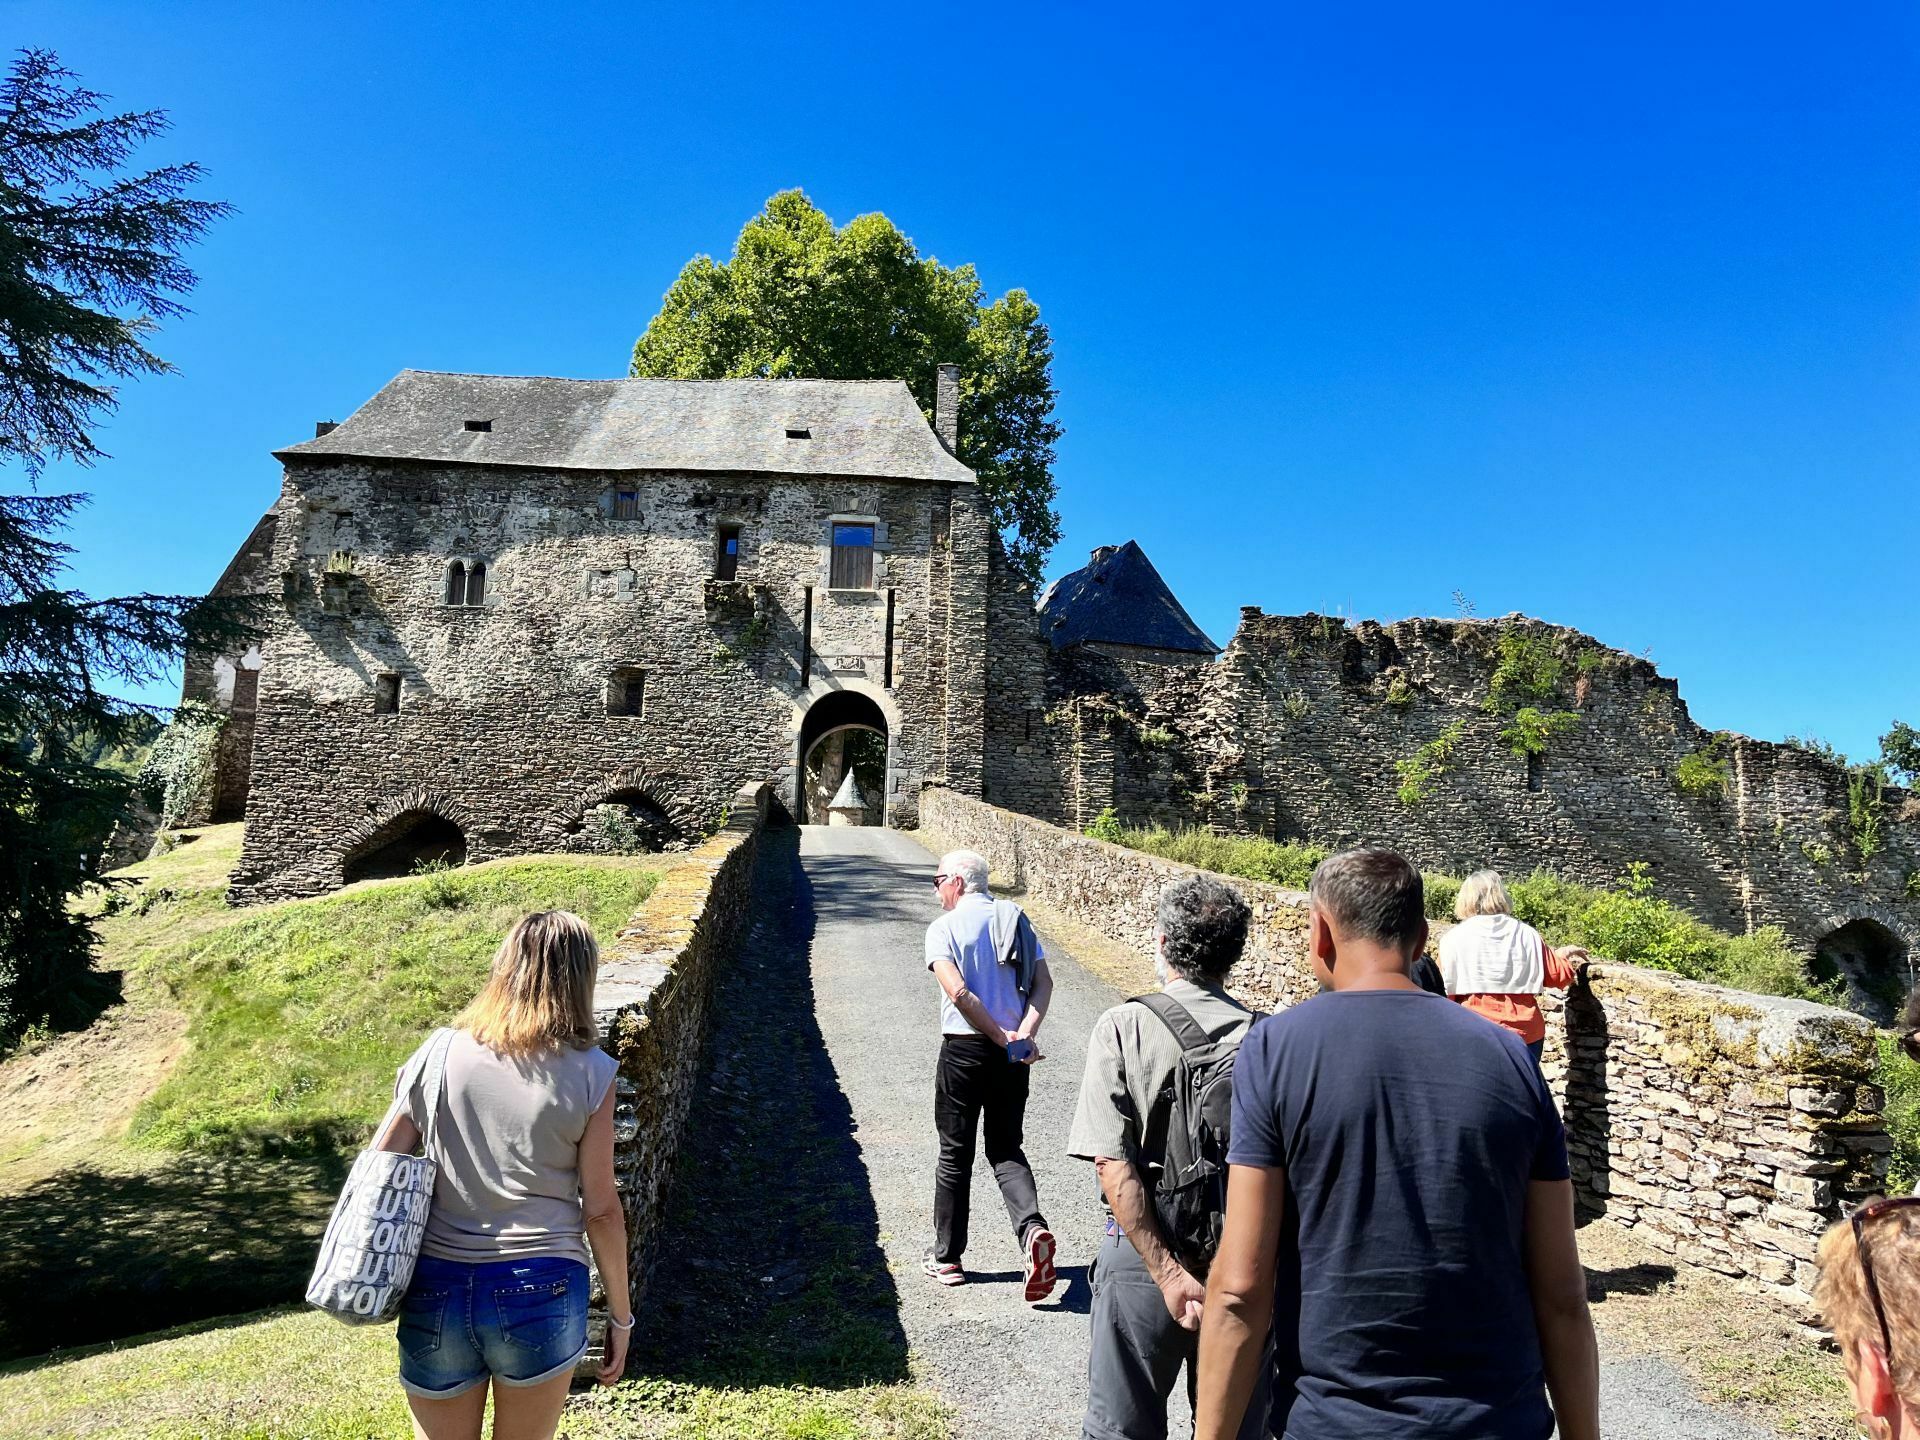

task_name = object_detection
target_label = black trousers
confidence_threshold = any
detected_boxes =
[933,1034,1047,1264]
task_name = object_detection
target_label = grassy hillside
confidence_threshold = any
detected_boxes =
[0,833,662,1360]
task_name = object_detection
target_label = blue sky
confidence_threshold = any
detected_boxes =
[13,2,1918,760]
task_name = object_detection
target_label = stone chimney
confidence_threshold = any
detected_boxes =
[315,421,338,437]
[934,363,961,454]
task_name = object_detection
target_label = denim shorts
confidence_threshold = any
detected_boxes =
[397,1253,590,1398]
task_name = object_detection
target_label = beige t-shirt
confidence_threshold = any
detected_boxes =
[399,1030,619,1265]
[1067,978,1260,1173]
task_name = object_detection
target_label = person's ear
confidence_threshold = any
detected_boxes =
[1853,1336,1901,1430]
[1310,910,1335,965]
[1411,917,1430,962]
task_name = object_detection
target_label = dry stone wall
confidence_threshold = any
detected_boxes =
[223,457,985,902]
[581,780,774,1373]
[980,568,1920,1001]
[920,787,1887,1313]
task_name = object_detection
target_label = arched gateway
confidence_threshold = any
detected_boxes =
[796,690,889,826]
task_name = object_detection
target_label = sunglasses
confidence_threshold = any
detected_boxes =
[1850,1195,1920,1365]
[933,873,952,889]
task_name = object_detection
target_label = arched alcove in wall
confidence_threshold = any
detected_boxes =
[796,690,889,825]
[342,811,467,884]
[1813,916,1912,1023]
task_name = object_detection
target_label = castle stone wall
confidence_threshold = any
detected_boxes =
[981,583,1920,989]
[227,458,983,901]
[921,786,1887,1314]
[583,780,773,1373]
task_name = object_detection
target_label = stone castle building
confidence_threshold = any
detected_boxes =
[189,365,1918,1008]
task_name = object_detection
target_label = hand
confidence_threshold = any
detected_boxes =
[597,1317,631,1385]
[1156,1264,1206,1331]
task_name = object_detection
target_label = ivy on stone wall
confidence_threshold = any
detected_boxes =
[1849,766,1888,869]
[1501,706,1581,759]
[1483,628,1582,760]
[137,702,227,829]
[1395,719,1468,806]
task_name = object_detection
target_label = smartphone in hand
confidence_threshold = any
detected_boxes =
[1007,1037,1036,1063]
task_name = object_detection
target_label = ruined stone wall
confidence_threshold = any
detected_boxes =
[228,458,982,901]
[982,591,1920,977]
[581,780,773,1372]
[176,509,279,826]
[920,787,1887,1312]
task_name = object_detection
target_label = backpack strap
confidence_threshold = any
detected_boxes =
[1128,992,1212,1053]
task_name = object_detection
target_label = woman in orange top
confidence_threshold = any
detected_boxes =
[1436,870,1586,1064]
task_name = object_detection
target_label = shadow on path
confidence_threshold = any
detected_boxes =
[628,826,911,1389]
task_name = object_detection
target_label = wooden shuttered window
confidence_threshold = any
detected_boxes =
[830,523,874,589]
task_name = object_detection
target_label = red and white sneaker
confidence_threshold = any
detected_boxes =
[922,1248,965,1287]
[1022,1226,1058,1303]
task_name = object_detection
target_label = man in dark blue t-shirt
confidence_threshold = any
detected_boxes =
[1192,847,1599,1440]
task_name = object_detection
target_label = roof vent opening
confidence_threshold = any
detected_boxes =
[463,419,493,433]
[785,427,811,440]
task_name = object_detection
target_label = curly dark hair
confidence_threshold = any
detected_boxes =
[1157,875,1252,982]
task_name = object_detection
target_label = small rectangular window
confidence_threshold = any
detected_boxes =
[607,668,645,718]
[374,674,400,714]
[464,419,492,433]
[232,667,260,714]
[715,523,742,581]
[786,428,811,440]
[613,490,640,520]
[830,523,875,589]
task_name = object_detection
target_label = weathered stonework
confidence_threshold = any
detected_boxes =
[195,373,987,903]
[581,780,774,1373]
[982,550,1918,999]
[920,786,1887,1313]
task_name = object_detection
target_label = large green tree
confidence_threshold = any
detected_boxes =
[1,49,251,1041]
[632,190,1063,586]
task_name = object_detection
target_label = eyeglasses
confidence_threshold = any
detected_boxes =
[1849,1195,1920,1365]
[933,874,951,889]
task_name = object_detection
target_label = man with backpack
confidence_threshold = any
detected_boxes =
[1068,874,1270,1440]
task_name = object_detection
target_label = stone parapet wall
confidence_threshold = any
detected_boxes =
[919,786,1888,1313]
[580,779,777,1371]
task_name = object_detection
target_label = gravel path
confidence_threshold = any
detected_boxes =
[798,824,1782,1440]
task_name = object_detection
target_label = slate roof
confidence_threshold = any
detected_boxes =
[1037,541,1219,654]
[275,370,976,484]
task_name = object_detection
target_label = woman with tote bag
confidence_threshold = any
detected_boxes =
[374,910,633,1440]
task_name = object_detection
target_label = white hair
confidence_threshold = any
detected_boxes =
[939,850,991,894]
[1455,869,1512,920]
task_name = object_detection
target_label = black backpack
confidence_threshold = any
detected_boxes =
[1128,992,1249,1277]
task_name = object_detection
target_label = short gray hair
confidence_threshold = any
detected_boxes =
[939,850,990,894]
[1157,875,1251,981]
[1308,847,1425,950]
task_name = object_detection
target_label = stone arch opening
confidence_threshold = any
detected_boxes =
[565,787,682,854]
[1814,916,1912,1023]
[796,690,888,826]
[342,811,467,884]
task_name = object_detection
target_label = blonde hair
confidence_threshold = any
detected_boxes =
[1455,869,1513,921]
[1816,1201,1920,1415]
[456,910,599,1056]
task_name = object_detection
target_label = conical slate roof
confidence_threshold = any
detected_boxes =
[1037,541,1218,655]
[828,770,868,809]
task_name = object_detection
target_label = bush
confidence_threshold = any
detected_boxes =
[1675,742,1731,799]
[1501,706,1580,759]
[1084,807,1124,844]
[1114,826,1326,890]
[1422,871,1460,921]
[1879,1034,1920,1193]
[1396,720,1468,806]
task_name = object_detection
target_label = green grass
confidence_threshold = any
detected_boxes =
[129,855,661,1156]
[1101,827,1839,1004]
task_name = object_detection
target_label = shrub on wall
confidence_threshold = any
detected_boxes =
[137,702,228,829]
[1084,807,1124,844]
[1674,739,1732,799]
[1501,706,1581,759]
[1877,1034,1920,1192]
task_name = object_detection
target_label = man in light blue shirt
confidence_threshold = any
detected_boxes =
[923,848,1057,1302]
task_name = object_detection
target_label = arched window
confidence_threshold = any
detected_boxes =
[466,561,487,606]
[444,558,488,607]
[445,560,467,606]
